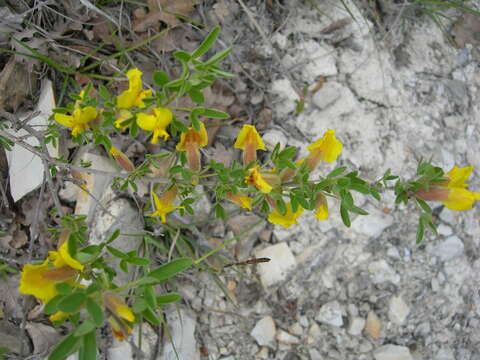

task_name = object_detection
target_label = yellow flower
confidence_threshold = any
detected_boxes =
[234,125,266,165]
[49,311,69,322]
[226,192,254,210]
[104,292,135,322]
[415,165,480,211]
[50,241,84,271]
[315,193,329,220]
[116,68,152,109]
[109,146,135,172]
[176,122,209,171]
[114,109,133,130]
[18,259,78,303]
[137,107,173,144]
[108,316,132,342]
[245,166,273,194]
[150,187,182,223]
[268,203,304,228]
[54,106,97,137]
[306,129,343,170]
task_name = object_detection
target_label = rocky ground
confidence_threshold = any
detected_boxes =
[1,0,480,359]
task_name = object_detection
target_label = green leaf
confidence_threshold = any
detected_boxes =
[215,203,226,220]
[74,320,96,337]
[148,258,193,281]
[190,111,201,131]
[415,197,432,214]
[44,295,64,315]
[127,257,150,266]
[199,108,230,119]
[56,283,74,295]
[107,246,128,259]
[98,85,110,101]
[416,217,426,244]
[276,198,287,216]
[173,50,191,63]
[144,286,157,309]
[191,26,220,58]
[340,204,351,227]
[48,333,81,360]
[106,229,121,244]
[58,293,87,313]
[205,47,232,65]
[143,307,160,326]
[157,292,182,305]
[153,71,171,87]
[327,167,347,178]
[164,78,185,89]
[86,298,104,326]
[188,88,205,104]
[81,331,97,360]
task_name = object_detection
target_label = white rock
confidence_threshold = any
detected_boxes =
[255,243,297,287]
[373,345,413,360]
[272,33,288,49]
[294,41,337,79]
[348,317,366,336]
[271,78,298,115]
[262,128,288,152]
[289,322,303,336]
[108,339,133,360]
[312,81,342,109]
[307,323,321,345]
[162,309,200,360]
[388,296,410,325]
[316,301,344,327]
[430,236,464,261]
[74,153,116,221]
[58,181,79,202]
[351,209,393,238]
[435,347,455,360]
[309,348,323,360]
[251,316,276,347]
[437,224,453,237]
[132,323,157,358]
[6,80,57,202]
[276,329,300,345]
[368,260,400,285]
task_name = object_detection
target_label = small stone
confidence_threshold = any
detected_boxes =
[373,344,413,360]
[368,260,400,285]
[351,210,393,238]
[108,340,133,360]
[430,236,464,261]
[289,322,303,336]
[309,348,322,360]
[262,128,288,152]
[307,323,321,345]
[388,296,410,325]
[255,243,297,287]
[59,181,79,202]
[365,311,382,339]
[348,317,366,336]
[162,309,200,360]
[276,329,300,344]
[316,301,344,327]
[256,347,269,359]
[437,224,453,236]
[312,81,342,109]
[251,316,276,347]
[271,78,298,115]
[272,33,288,49]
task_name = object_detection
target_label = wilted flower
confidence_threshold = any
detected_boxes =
[176,122,208,171]
[234,124,266,165]
[244,166,274,194]
[116,68,152,109]
[226,192,254,210]
[110,146,135,172]
[137,107,173,144]
[415,165,480,211]
[306,129,342,171]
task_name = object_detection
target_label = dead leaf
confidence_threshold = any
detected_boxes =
[133,0,199,32]
[204,143,235,167]
[0,57,37,112]
[255,107,272,131]
[151,27,192,52]
[26,322,62,355]
[0,274,24,319]
[0,320,29,354]
[452,14,480,48]
[11,226,28,249]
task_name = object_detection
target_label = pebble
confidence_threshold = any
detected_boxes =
[262,128,288,151]
[373,344,414,360]
[250,316,276,347]
[388,296,410,325]
[312,81,342,109]
[162,309,200,360]
[255,242,297,287]
[315,301,344,327]
[276,329,300,345]
[365,311,382,339]
[368,260,401,285]
[307,323,321,345]
[430,236,464,261]
[351,210,394,238]
[289,322,304,336]
[348,317,366,336]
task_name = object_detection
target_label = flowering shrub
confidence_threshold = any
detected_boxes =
[4,27,478,359]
